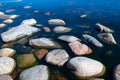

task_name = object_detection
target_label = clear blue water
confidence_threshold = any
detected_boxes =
[0,0,120,80]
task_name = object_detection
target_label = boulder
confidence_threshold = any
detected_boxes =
[82,34,103,47]
[0,75,13,80]
[58,35,80,43]
[48,19,65,25]
[0,57,16,75]
[0,48,16,57]
[0,23,6,28]
[54,26,71,33]
[3,19,13,24]
[114,64,120,80]
[1,24,40,42]
[21,19,37,26]
[45,49,69,66]
[98,33,117,45]
[69,41,92,56]
[95,23,113,33]
[19,65,49,80]
[67,57,106,79]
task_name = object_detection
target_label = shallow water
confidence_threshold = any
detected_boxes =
[0,0,120,80]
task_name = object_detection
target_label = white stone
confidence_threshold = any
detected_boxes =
[0,24,6,28]
[3,19,13,24]
[21,19,37,26]
[54,26,71,33]
[0,75,13,80]
[80,15,87,18]
[114,64,120,80]
[9,15,19,19]
[48,19,65,25]
[0,12,4,16]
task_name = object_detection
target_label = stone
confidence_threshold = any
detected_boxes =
[82,34,103,47]
[87,78,104,80]
[69,41,92,56]
[80,14,87,18]
[54,26,71,33]
[0,23,6,28]
[20,65,49,80]
[5,9,15,13]
[0,48,16,57]
[9,15,19,19]
[95,23,113,33]
[67,57,106,79]
[0,75,13,80]
[29,38,61,48]
[35,49,48,60]
[98,33,117,45]
[0,15,11,19]
[21,19,37,26]
[45,49,69,66]
[0,12,4,16]
[1,24,40,42]
[3,19,13,24]
[58,35,80,43]
[48,19,65,25]
[24,6,32,9]
[0,57,16,75]
[43,27,51,32]
[17,54,38,68]
[114,64,120,80]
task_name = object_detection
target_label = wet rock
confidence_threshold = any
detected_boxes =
[45,49,69,66]
[48,19,65,25]
[95,23,113,33]
[114,64,120,80]
[67,57,106,79]
[0,75,13,80]
[17,54,38,68]
[69,41,92,56]
[43,27,51,32]
[24,6,32,9]
[3,19,13,24]
[5,9,15,13]
[29,38,61,48]
[0,12,4,16]
[82,34,103,47]
[0,23,6,28]
[54,26,71,33]
[58,35,80,43]
[1,24,40,42]
[20,65,49,80]
[0,15,11,19]
[0,57,16,75]
[34,49,48,60]
[35,24,42,27]
[21,18,37,26]
[87,78,104,80]
[9,15,19,19]
[80,14,87,18]
[98,33,117,45]
[0,48,15,57]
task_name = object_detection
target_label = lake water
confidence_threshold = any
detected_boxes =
[0,0,120,80]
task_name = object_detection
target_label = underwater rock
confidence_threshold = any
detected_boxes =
[24,6,32,9]
[0,48,15,57]
[45,49,69,66]
[17,54,38,68]
[1,24,40,42]
[58,35,80,43]
[0,57,16,75]
[69,41,92,56]
[67,57,105,79]
[29,38,61,48]
[0,12,4,16]
[54,26,71,33]
[114,64,120,80]
[0,75,13,80]
[98,33,117,45]
[87,78,104,80]
[80,14,87,18]
[48,19,65,25]
[3,19,13,24]
[0,23,6,28]
[43,27,51,32]
[20,65,49,80]
[21,18,37,26]
[95,23,113,33]
[82,34,103,47]
[5,9,15,13]
[9,15,19,19]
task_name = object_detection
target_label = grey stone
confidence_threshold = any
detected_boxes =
[114,64,120,80]
[54,26,71,33]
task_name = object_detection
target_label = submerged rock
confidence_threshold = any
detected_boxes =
[82,34,103,47]
[87,78,104,80]
[80,14,87,18]
[3,19,13,24]
[95,23,113,33]
[98,33,117,45]
[20,65,49,80]
[0,75,13,80]
[48,19,65,25]
[54,26,71,33]
[21,18,37,26]
[1,24,40,42]
[0,57,16,75]
[114,64,120,80]
[67,57,105,79]
[29,38,61,48]
[45,49,69,66]
[0,48,15,57]
[0,23,6,28]
[9,15,19,19]
[69,41,92,56]
[58,35,80,43]
[0,12,4,16]
[43,27,51,32]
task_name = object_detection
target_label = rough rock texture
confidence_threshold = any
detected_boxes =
[0,57,16,75]
[48,19,65,25]
[21,18,37,26]
[67,57,105,79]
[69,41,92,56]
[58,35,80,43]
[98,33,117,45]
[20,65,49,80]
[114,64,120,80]
[0,48,15,57]
[1,24,40,42]
[54,26,71,33]
[45,49,69,66]
[82,34,103,47]
[3,19,13,24]
[0,75,13,80]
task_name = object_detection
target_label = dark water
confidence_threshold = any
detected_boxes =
[0,0,120,80]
